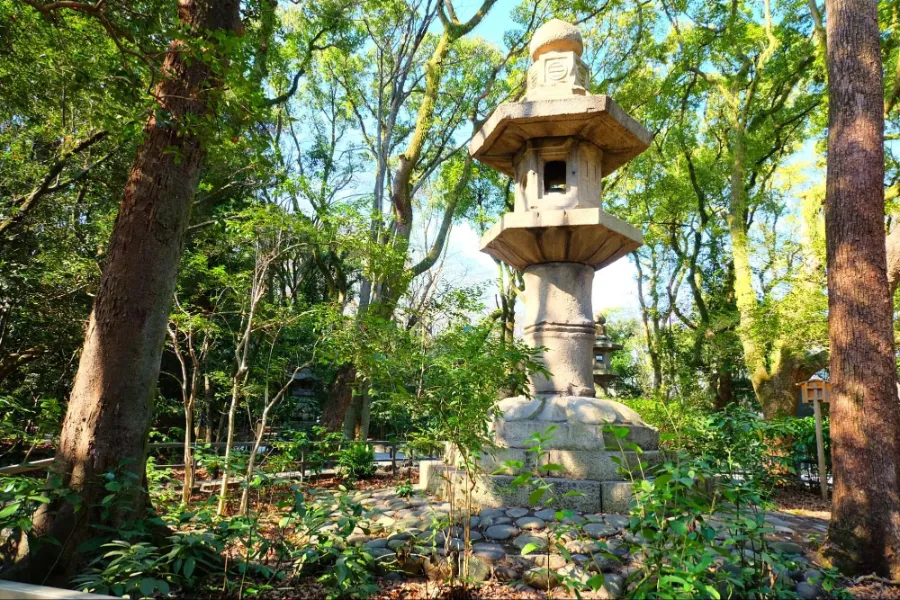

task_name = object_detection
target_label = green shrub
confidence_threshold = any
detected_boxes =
[395,481,413,498]
[277,487,377,599]
[603,411,845,599]
[72,541,175,598]
[773,415,831,482]
[72,531,223,598]
[337,442,376,480]
[624,452,800,599]
[620,396,707,449]
[677,407,832,490]
[273,427,345,476]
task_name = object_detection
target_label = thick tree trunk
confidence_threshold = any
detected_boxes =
[342,387,361,439]
[822,0,900,578]
[12,0,241,584]
[321,363,356,433]
[357,386,371,441]
[756,362,800,421]
[713,367,734,411]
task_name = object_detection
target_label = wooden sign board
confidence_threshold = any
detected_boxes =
[800,379,831,404]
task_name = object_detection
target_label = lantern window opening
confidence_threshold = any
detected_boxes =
[544,160,567,193]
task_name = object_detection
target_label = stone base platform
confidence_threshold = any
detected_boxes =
[493,396,658,451]
[420,461,642,514]
[488,395,660,480]
[423,395,661,514]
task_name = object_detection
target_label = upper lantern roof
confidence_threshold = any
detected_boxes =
[470,96,651,178]
[470,20,651,178]
[529,18,583,59]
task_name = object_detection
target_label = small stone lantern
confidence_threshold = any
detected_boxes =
[290,368,318,422]
[593,314,623,395]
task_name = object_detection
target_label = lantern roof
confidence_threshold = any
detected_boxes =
[594,335,623,353]
[480,208,642,271]
[529,19,584,60]
[470,96,651,178]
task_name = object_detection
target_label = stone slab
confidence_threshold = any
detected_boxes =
[0,581,115,599]
[491,419,658,452]
[423,464,644,514]
[601,480,637,513]
[422,464,607,513]
[547,449,663,481]
[479,446,661,482]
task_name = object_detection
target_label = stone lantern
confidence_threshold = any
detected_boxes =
[289,368,318,422]
[422,19,660,512]
[593,314,623,396]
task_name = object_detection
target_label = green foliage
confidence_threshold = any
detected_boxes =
[71,466,380,598]
[271,427,345,476]
[0,396,63,454]
[394,481,414,498]
[680,407,831,489]
[72,530,224,598]
[625,453,800,599]
[609,409,837,598]
[774,415,832,479]
[0,474,74,551]
[276,487,377,599]
[72,541,176,598]
[620,396,709,448]
[397,322,546,469]
[336,442,376,481]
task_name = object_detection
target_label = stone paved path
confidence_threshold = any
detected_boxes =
[313,486,834,598]
[765,510,829,539]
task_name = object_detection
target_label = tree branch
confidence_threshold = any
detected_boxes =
[1,130,109,239]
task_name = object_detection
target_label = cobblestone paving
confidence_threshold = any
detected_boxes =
[322,487,832,598]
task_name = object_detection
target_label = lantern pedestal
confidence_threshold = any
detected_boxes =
[421,395,660,512]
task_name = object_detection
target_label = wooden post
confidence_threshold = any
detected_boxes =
[800,377,831,501]
[813,397,828,501]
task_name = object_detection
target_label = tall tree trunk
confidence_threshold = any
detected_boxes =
[822,0,900,578]
[204,376,214,443]
[728,122,817,419]
[9,0,241,585]
[217,247,277,515]
[727,121,775,409]
[713,366,734,411]
[321,363,356,433]
[357,386,371,441]
[336,1,498,436]
[634,253,665,393]
[183,403,195,505]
